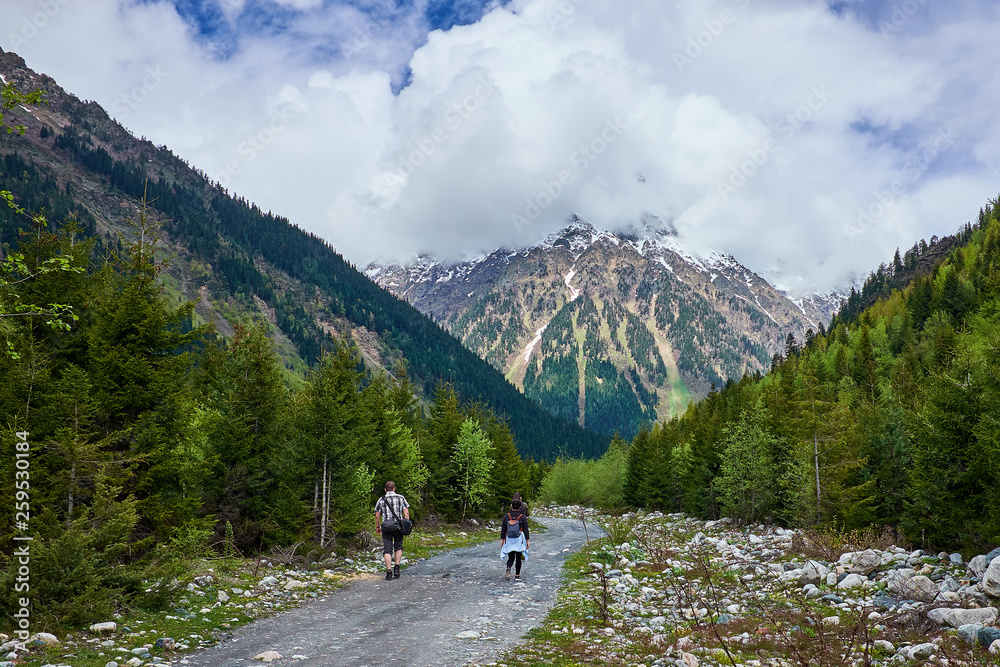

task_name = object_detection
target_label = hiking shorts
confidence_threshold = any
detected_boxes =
[382,530,403,554]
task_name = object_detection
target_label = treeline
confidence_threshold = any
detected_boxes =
[1,98,607,461]
[621,197,1000,554]
[0,210,541,628]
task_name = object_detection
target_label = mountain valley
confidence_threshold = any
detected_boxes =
[369,219,843,436]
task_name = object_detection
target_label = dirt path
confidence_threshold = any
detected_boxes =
[184,517,599,667]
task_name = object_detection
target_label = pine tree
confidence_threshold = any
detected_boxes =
[297,341,370,542]
[200,319,289,547]
[905,349,992,551]
[86,202,207,537]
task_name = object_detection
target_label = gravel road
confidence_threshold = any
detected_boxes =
[184,517,600,667]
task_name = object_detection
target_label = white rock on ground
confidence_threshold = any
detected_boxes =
[969,555,988,577]
[253,650,283,662]
[927,607,999,628]
[983,558,1000,597]
[850,549,881,575]
[89,622,117,634]
[837,573,866,589]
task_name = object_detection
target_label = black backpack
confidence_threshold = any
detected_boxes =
[505,512,522,539]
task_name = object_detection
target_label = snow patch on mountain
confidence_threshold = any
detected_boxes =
[522,325,548,364]
[565,268,581,302]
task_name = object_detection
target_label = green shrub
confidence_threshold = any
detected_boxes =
[539,437,628,509]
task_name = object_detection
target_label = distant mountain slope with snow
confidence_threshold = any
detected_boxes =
[368,217,842,437]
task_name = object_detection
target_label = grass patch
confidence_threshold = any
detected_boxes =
[495,542,633,667]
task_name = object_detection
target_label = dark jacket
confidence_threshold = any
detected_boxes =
[500,510,529,540]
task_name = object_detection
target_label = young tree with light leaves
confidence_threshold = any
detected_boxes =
[715,402,780,524]
[451,418,492,520]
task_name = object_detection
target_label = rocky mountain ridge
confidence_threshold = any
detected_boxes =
[368,218,843,437]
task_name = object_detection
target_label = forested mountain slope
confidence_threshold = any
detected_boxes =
[0,49,605,461]
[624,198,1000,554]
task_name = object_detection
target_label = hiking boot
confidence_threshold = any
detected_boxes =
[393,564,400,578]
[386,570,393,580]
[505,568,511,581]
[514,574,522,581]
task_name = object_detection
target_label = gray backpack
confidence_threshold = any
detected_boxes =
[505,512,522,539]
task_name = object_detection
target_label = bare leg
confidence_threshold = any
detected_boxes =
[384,553,392,570]
[394,549,403,566]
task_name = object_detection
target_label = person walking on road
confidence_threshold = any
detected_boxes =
[513,491,528,517]
[500,495,529,581]
[375,481,410,580]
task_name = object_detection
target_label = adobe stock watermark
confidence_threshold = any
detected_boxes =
[546,0,587,29]
[717,85,832,202]
[342,14,393,58]
[673,0,750,73]
[879,0,929,38]
[12,430,32,641]
[214,102,302,190]
[383,75,497,192]
[511,116,627,232]
[110,66,168,122]
[844,125,959,239]
[5,0,72,49]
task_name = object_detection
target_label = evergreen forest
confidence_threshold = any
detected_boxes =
[614,201,1000,554]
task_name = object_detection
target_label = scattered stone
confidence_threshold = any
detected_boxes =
[990,639,1000,655]
[194,575,214,588]
[979,626,1000,649]
[253,651,283,662]
[986,547,1000,567]
[797,561,828,586]
[949,553,964,565]
[837,573,866,589]
[969,555,988,577]
[154,637,176,650]
[283,579,308,591]
[872,594,897,610]
[258,576,278,587]
[908,643,936,659]
[927,606,998,628]
[30,633,59,646]
[850,549,881,575]
[874,639,894,652]
[456,631,480,639]
[900,575,940,602]
[217,590,230,603]
[982,557,1000,597]
[957,624,983,644]
[822,616,840,626]
[90,622,117,634]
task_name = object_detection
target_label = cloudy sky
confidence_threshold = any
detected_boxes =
[2,0,999,294]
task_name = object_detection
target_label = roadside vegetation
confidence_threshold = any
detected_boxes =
[497,508,1000,667]
[8,522,498,667]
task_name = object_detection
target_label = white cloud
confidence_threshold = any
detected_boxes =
[2,0,998,294]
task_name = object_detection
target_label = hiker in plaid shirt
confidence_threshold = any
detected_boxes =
[375,481,410,580]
